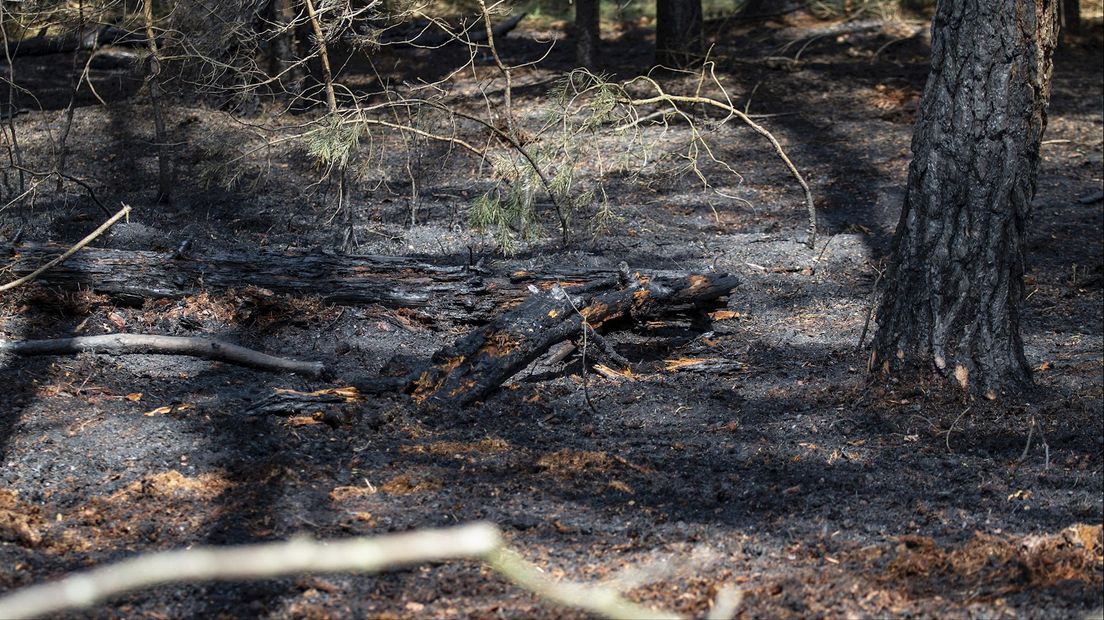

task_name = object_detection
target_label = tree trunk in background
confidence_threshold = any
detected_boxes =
[1060,0,1080,37]
[140,0,172,204]
[655,0,702,68]
[263,0,305,98]
[872,0,1058,398]
[738,0,771,18]
[575,0,600,67]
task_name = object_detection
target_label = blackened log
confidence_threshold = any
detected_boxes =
[2,242,497,316]
[408,271,739,407]
[3,244,729,324]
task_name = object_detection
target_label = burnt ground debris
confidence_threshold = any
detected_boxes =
[0,11,1102,619]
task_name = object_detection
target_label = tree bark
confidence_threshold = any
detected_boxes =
[575,0,600,67]
[262,0,305,99]
[2,242,497,316]
[872,0,1058,398]
[655,0,703,68]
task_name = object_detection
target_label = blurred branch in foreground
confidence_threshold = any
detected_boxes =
[0,522,718,620]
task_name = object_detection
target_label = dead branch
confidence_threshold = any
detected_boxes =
[382,12,527,48]
[0,523,502,620]
[485,546,682,620]
[0,204,130,293]
[0,522,684,620]
[0,333,326,377]
[623,73,817,248]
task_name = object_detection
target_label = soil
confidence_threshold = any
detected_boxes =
[1,10,1102,619]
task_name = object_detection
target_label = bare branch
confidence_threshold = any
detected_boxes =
[0,333,326,377]
[0,203,130,292]
[0,522,688,620]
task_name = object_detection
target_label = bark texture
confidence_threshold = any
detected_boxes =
[873,0,1058,396]
[655,0,703,68]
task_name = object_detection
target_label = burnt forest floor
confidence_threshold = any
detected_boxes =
[1,10,1102,619]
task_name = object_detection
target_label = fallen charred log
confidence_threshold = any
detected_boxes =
[2,243,730,321]
[2,242,498,318]
[402,269,739,408]
[2,242,739,408]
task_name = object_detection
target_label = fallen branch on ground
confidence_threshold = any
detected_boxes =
[0,334,326,377]
[3,245,737,402]
[0,522,689,620]
[231,268,740,410]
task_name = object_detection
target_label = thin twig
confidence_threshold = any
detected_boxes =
[944,405,971,453]
[477,0,514,135]
[140,0,171,203]
[0,204,130,293]
[559,281,598,414]
[486,546,682,620]
[1017,416,1036,463]
[856,265,884,351]
[9,164,110,215]
[624,83,816,248]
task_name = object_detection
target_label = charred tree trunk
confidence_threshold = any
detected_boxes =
[262,0,306,99]
[141,0,172,204]
[655,0,703,68]
[1060,0,1081,38]
[575,0,600,67]
[872,0,1058,398]
[738,0,771,18]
